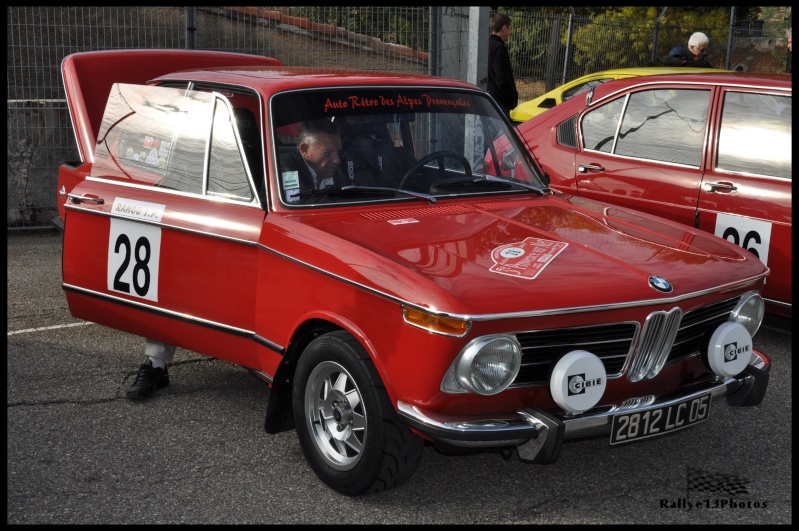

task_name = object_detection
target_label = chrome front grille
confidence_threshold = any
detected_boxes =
[668,297,739,362]
[513,322,638,386]
[511,297,739,387]
[627,307,682,382]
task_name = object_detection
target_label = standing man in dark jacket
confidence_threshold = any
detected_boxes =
[487,13,519,121]
[667,31,714,68]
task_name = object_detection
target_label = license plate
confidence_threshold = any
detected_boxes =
[610,393,712,445]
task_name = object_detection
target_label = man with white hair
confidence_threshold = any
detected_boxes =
[668,31,714,67]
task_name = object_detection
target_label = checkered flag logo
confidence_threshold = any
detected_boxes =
[687,466,750,497]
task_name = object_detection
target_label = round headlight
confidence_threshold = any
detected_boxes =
[455,335,522,396]
[729,291,764,337]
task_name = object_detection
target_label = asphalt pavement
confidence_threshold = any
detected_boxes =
[7,230,792,524]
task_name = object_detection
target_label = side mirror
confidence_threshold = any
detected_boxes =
[500,149,519,171]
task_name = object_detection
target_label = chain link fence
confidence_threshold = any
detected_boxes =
[7,6,791,230]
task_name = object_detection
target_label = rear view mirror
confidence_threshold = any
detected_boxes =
[501,149,519,171]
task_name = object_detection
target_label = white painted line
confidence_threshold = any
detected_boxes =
[7,322,94,336]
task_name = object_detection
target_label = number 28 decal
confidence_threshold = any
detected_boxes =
[713,213,771,266]
[108,218,162,302]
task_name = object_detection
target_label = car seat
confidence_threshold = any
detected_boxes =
[339,117,416,188]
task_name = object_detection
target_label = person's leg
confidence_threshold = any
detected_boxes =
[145,339,176,369]
[126,339,175,401]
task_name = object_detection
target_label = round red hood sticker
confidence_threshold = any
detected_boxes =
[490,237,568,280]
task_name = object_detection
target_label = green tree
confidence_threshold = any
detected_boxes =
[569,6,732,72]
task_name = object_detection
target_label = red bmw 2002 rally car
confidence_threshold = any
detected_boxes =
[56,50,770,495]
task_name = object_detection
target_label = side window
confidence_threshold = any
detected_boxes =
[717,91,791,179]
[207,101,254,202]
[94,84,205,192]
[116,129,173,184]
[581,96,625,153]
[615,89,710,166]
[160,136,204,194]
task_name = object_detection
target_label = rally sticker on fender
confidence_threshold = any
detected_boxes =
[111,197,165,222]
[107,217,162,302]
[490,237,568,279]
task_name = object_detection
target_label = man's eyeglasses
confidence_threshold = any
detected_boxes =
[694,46,708,54]
[311,146,347,159]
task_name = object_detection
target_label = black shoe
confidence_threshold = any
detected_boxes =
[126,360,169,401]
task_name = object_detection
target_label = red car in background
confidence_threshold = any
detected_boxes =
[56,51,771,495]
[515,72,792,318]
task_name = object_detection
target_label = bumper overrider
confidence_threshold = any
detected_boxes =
[398,351,770,464]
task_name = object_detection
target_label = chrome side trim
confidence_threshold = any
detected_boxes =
[763,297,791,310]
[68,181,766,323]
[260,245,766,322]
[62,213,763,323]
[63,203,261,247]
[82,175,264,208]
[62,283,285,354]
[246,368,274,385]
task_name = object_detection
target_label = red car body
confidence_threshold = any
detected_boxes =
[515,72,792,318]
[57,51,771,495]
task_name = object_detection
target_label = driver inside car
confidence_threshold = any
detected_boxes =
[280,119,349,203]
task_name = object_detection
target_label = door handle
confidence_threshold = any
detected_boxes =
[578,164,605,173]
[703,182,737,193]
[67,193,105,205]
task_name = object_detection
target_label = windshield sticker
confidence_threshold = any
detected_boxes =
[387,218,419,225]
[282,170,301,203]
[282,170,300,189]
[490,237,568,279]
[323,94,472,113]
[126,136,169,169]
[111,198,165,223]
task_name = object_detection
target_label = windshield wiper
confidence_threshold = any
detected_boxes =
[434,175,549,195]
[476,175,550,196]
[341,185,436,204]
[294,186,435,204]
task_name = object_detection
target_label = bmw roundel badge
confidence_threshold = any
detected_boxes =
[648,276,673,293]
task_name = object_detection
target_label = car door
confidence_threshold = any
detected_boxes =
[573,84,714,228]
[698,86,792,311]
[63,83,267,369]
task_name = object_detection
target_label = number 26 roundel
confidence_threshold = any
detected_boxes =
[107,217,162,302]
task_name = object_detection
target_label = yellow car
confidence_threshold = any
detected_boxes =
[510,66,726,122]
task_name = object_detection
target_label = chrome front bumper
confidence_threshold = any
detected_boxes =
[398,357,770,464]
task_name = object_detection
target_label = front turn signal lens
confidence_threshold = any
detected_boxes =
[402,306,471,337]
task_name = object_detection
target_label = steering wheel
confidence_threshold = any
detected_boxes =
[399,150,472,190]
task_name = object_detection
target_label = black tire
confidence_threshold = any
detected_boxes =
[292,331,424,495]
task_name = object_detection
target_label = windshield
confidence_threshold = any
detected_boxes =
[271,88,547,206]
